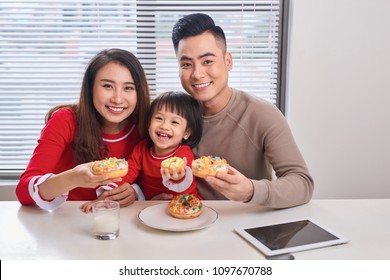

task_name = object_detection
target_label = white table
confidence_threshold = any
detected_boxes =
[1,199,389,260]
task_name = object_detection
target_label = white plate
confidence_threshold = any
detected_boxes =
[138,203,218,231]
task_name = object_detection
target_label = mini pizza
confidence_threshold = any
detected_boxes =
[191,156,229,178]
[168,194,203,219]
[91,157,128,178]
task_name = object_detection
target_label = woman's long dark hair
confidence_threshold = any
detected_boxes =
[45,49,150,164]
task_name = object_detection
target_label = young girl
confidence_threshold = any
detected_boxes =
[16,48,151,210]
[81,91,202,212]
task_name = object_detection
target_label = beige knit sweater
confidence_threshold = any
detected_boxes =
[193,88,314,208]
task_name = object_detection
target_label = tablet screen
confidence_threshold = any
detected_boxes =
[245,219,338,250]
[235,219,349,256]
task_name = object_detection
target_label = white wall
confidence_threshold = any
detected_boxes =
[287,0,390,198]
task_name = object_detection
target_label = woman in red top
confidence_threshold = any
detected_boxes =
[16,48,150,210]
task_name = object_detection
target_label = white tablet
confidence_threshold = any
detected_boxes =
[235,218,349,256]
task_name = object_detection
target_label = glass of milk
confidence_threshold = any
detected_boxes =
[92,200,120,240]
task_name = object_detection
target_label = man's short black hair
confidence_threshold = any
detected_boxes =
[172,13,227,53]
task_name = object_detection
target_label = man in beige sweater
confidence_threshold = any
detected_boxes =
[171,13,314,208]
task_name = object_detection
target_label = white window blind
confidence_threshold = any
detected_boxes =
[0,0,285,175]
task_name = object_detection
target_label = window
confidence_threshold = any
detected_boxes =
[0,0,288,176]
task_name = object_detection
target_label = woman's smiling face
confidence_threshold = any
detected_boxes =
[93,61,137,133]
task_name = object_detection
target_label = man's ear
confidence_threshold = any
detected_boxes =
[225,52,233,71]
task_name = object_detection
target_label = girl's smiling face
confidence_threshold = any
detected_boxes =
[148,106,191,155]
[93,61,137,133]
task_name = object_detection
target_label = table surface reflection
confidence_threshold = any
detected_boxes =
[1,199,389,260]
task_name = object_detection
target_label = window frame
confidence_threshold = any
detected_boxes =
[0,0,289,178]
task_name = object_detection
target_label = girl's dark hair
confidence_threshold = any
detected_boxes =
[46,48,150,163]
[148,91,202,148]
[172,13,227,53]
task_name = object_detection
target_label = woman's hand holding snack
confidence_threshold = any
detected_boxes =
[74,162,123,188]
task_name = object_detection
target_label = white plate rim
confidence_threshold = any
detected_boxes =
[138,203,218,232]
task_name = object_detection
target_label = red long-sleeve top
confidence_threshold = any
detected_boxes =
[16,108,141,205]
[123,139,199,200]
